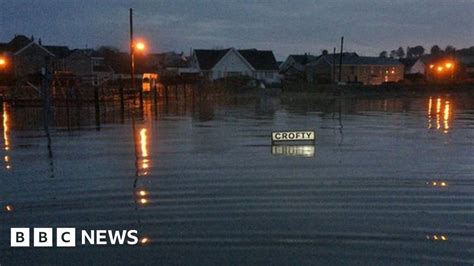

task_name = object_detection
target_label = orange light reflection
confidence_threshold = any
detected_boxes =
[443,101,450,133]
[3,103,9,150]
[428,97,452,133]
[2,103,11,169]
[428,97,432,128]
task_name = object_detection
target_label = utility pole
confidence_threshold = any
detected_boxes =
[338,36,344,83]
[332,47,336,83]
[129,8,143,109]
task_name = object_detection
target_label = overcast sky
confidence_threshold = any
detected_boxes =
[1,0,473,60]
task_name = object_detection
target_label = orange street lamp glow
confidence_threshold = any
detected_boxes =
[135,42,145,51]
[429,64,434,69]
[0,57,6,66]
[445,62,453,69]
[437,66,443,72]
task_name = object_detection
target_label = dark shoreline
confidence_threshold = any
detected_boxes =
[1,83,473,107]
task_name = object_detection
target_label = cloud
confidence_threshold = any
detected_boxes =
[1,0,472,59]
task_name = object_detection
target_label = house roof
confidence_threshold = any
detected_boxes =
[69,48,103,58]
[399,58,418,68]
[238,49,279,70]
[194,49,231,70]
[194,48,279,71]
[288,54,318,65]
[14,41,56,56]
[44,45,71,58]
[5,35,33,52]
[315,53,402,66]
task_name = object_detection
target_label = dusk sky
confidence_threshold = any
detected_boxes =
[1,0,473,59]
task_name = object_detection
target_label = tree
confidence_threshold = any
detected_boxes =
[430,45,442,55]
[445,45,456,55]
[390,50,397,58]
[407,45,425,58]
[379,51,388,58]
[396,47,405,58]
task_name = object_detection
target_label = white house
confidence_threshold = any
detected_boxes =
[191,48,280,84]
[400,58,426,75]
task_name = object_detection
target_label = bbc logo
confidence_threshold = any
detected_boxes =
[11,228,76,247]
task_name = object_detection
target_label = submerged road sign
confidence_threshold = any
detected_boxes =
[271,131,315,143]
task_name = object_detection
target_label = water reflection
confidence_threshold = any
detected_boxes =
[140,128,149,173]
[2,102,11,169]
[427,181,448,187]
[135,188,149,206]
[427,97,452,133]
[271,145,315,157]
[132,101,154,216]
[426,234,448,241]
[4,204,13,212]
[139,236,150,246]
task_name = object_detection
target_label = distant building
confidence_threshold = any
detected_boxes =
[0,35,57,79]
[400,58,426,75]
[43,44,71,71]
[306,53,404,85]
[280,54,318,81]
[191,48,280,85]
[64,49,114,86]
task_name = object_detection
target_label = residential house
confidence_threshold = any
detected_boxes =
[280,53,318,81]
[306,53,404,85]
[0,35,56,80]
[43,43,72,71]
[191,48,280,85]
[63,49,114,86]
[399,58,427,82]
[400,58,426,75]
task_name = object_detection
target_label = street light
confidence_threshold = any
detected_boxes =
[130,41,146,109]
[135,42,145,51]
[0,57,6,66]
[129,8,147,110]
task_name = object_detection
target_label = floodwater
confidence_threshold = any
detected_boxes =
[1,91,473,265]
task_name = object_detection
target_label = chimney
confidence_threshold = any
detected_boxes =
[38,38,42,45]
